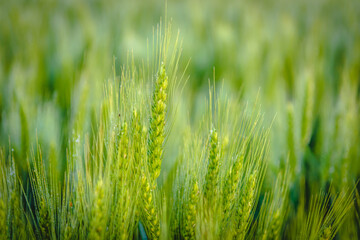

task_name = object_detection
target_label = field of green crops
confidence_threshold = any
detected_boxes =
[1,0,360,239]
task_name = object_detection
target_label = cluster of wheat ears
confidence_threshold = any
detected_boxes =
[0,21,357,240]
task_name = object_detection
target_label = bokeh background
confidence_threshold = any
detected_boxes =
[0,0,359,192]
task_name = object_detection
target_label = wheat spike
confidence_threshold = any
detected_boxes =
[140,173,160,239]
[301,77,314,147]
[148,62,168,181]
[204,129,220,199]
[183,181,199,240]
[132,109,146,174]
[141,174,160,239]
[118,122,129,174]
[235,171,257,240]
[287,103,296,177]
[11,190,25,238]
[319,226,332,240]
[39,199,51,240]
[0,198,7,239]
[89,180,106,240]
[223,155,243,228]
[268,210,281,240]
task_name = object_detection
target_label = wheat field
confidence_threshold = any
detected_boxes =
[0,0,359,239]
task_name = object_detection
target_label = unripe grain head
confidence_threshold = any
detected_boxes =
[89,180,106,240]
[204,129,220,200]
[183,181,199,240]
[140,174,160,239]
[148,63,168,181]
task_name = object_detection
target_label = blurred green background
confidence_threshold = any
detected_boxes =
[0,0,359,190]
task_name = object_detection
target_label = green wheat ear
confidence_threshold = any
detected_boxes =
[319,226,331,240]
[117,122,129,177]
[11,190,25,238]
[132,109,147,174]
[222,155,243,228]
[39,199,51,240]
[0,199,7,238]
[140,173,160,239]
[183,181,199,240]
[286,103,296,177]
[204,129,220,200]
[235,170,257,240]
[89,180,106,240]
[148,62,168,181]
[268,210,281,240]
[301,77,314,147]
